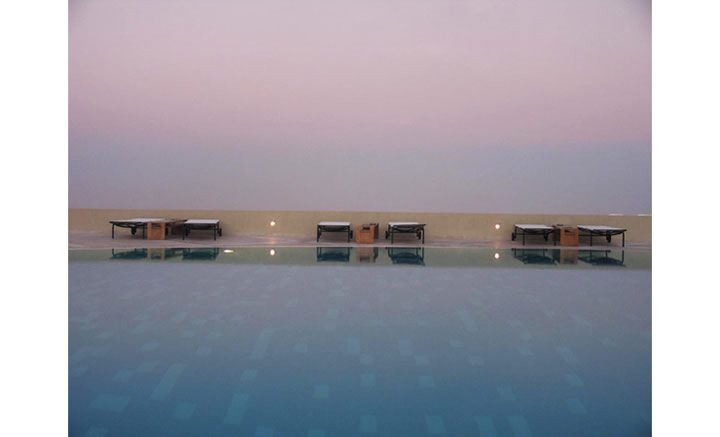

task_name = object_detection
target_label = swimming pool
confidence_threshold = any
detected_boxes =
[69,247,651,436]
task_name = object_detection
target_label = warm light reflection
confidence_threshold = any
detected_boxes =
[494,252,501,260]
[269,249,276,256]
[223,249,234,254]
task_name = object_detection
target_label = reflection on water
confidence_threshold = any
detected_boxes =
[110,248,148,260]
[387,247,425,265]
[578,250,625,266]
[77,247,649,270]
[111,248,186,261]
[182,248,220,260]
[69,251,651,436]
[356,247,379,263]
[513,249,627,267]
[552,249,579,265]
[512,248,556,265]
[316,247,351,263]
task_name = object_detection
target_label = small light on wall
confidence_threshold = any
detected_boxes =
[270,220,277,227]
[269,249,276,256]
[494,252,501,260]
[495,223,501,230]
[223,249,234,254]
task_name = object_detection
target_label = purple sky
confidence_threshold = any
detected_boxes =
[69,0,651,214]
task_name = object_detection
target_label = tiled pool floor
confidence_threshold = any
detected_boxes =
[69,249,651,436]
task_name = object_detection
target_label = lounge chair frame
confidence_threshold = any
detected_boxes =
[577,226,626,247]
[511,225,556,246]
[110,219,167,239]
[385,223,426,244]
[183,220,222,241]
[317,223,353,242]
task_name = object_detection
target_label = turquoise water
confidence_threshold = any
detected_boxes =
[69,248,651,436]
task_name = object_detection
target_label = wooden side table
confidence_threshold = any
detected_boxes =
[146,221,167,240]
[554,225,579,246]
[356,224,378,244]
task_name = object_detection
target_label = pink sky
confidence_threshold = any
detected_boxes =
[69,0,651,213]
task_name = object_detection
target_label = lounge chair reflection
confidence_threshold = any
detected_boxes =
[386,247,425,265]
[110,248,148,259]
[578,250,625,266]
[512,248,556,265]
[316,247,352,263]
[182,248,220,260]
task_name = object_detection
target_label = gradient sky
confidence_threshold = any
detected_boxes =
[69,0,651,214]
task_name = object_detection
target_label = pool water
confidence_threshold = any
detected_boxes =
[69,248,651,436]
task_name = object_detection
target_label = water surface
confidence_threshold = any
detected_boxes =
[69,248,651,436]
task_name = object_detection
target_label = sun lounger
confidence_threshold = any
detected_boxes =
[183,219,222,240]
[511,224,556,246]
[577,225,627,247]
[109,218,167,239]
[317,222,353,242]
[385,222,425,244]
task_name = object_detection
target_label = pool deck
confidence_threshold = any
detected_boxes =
[69,231,651,251]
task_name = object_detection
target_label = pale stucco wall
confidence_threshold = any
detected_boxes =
[69,209,652,242]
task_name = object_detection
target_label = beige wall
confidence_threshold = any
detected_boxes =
[69,209,652,242]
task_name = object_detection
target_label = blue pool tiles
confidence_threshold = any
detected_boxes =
[69,248,651,436]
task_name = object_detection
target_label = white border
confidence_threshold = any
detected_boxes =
[654,1,720,436]
[7,1,720,435]
[1,1,68,435]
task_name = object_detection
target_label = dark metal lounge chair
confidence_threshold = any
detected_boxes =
[317,222,353,242]
[577,225,627,247]
[183,219,222,240]
[109,218,167,239]
[511,224,556,246]
[385,222,425,244]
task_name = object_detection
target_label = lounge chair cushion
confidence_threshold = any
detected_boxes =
[110,218,167,224]
[185,219,219,225]
[577,225,626,231]
[514,224,554,230]
[318,222,351,226]
[388,222,421,227]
